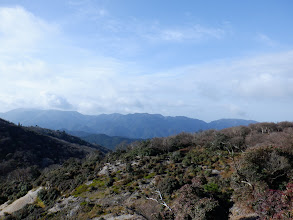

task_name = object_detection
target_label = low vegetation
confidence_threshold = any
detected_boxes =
[1,120,293,219]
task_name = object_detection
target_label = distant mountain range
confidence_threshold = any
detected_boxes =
[0,108,257,139]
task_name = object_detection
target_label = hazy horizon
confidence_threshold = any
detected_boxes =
[0,107,261,124]
[1,1,293,122]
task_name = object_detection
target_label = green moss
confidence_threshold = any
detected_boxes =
[73,184,89,196]
[126,181,133,187]
[144,172,156,179]
[80,201,88,206]
[72,177,111,197]
[92,178,107,188]
[112,186,121,194]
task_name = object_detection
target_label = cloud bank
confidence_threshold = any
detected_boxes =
[0,6,293,122]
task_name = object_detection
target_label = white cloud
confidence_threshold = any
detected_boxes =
[1,6,293,122]
[225,104,248,118]
[63,3,227,47]
[256,33,277,47]
[40,92,73,109]
[0,6,59,55]
[142,24,226,43]
[156,25,226,42]
[0,57,49,80]
[67,0,108,17]
[230,51,293,99]
[72,4,108,21]
[236,73,293,98]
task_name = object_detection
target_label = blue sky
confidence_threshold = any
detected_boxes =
[0,0,293,122]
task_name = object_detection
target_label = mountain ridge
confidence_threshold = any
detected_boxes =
[0,108,257,139]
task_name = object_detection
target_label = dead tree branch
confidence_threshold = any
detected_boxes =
[146,190,172,211]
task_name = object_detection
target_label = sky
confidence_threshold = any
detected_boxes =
[0,0,293,122]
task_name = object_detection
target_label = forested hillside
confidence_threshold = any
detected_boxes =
[26,126,109,154]
[78,133,141,151]
[1,121,293,219]
[0,118,105,208]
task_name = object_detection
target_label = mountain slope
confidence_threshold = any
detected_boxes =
[26,126,110,154]
[0,118,105,178]
[63,130,141,150]
[3,121,293,219]
[0,108,257,139]
[80,133,141,150]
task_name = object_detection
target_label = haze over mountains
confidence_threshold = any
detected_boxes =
[0,109,257,139]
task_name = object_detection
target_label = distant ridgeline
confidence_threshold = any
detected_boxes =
[0,109,257,139]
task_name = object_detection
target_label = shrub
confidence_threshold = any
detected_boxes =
[172,184,220,220]
[253,182,293,219]
[239,146,291,189]
[203,182,220,194]
[171,151,184,163]
[38,188,60,206]
[157,176,180,196]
